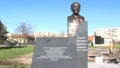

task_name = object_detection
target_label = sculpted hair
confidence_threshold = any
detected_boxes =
[71,2,81,10]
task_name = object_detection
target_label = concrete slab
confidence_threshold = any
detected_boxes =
[88,63,120,68]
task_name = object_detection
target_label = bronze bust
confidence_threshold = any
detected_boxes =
[68,2,85,37]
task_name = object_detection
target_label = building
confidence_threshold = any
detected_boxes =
[93,28,120,45]
[10,34,35,44]
[32,32,67,38]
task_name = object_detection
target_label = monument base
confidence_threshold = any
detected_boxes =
[31,21,88,68]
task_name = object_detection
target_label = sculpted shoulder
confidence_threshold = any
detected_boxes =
[68,14,85,21]
[78,15,85,21]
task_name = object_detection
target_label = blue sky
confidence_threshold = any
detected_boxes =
[0,0,120,35]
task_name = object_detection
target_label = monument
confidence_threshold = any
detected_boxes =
[68,2,85,37]
[68,3,88,68]
[31,2,88,68]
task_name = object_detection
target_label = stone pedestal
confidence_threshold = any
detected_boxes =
[31,21,88,68]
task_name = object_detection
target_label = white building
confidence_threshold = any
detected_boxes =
[93,28,120,45]
[32,32,68,38]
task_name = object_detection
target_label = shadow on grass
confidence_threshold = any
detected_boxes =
[0,60,30,68]
[0,46,27,50]
[0,60,18,65]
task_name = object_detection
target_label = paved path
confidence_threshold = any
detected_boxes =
[88,63,120,68]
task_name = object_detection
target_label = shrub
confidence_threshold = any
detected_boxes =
[4,41,16,47]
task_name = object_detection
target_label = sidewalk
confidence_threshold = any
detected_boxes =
[88,62,120,68]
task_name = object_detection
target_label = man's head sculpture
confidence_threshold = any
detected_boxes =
[71,2,81,15]
[68,2,85,37]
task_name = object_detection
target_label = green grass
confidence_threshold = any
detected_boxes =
[88,45,120,48]
[0,64,30,68]
[88,46,98,48]
[0,46,34,61]
[113,45,120,48]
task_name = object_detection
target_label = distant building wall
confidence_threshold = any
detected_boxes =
[94,28,120,46]
[32,32,68,38]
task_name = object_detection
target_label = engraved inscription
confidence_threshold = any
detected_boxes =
[76,37,88,51]
[37,47,72,61]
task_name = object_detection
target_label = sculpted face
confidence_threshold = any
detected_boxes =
[71,2,80,15]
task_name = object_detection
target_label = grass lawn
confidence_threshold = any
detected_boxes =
[0,45,34,61]
[0,64,30,68]
[88,45,120,48]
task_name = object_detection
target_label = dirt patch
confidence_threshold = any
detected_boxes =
[9,53,33,65]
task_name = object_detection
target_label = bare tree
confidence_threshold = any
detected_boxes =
[60,31,66,37]
[16,22,33,44]
[16,22,32,35]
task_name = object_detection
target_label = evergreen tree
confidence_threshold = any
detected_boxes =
[0,20,8,44]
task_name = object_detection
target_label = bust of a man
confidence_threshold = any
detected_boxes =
[68,2,85,37]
